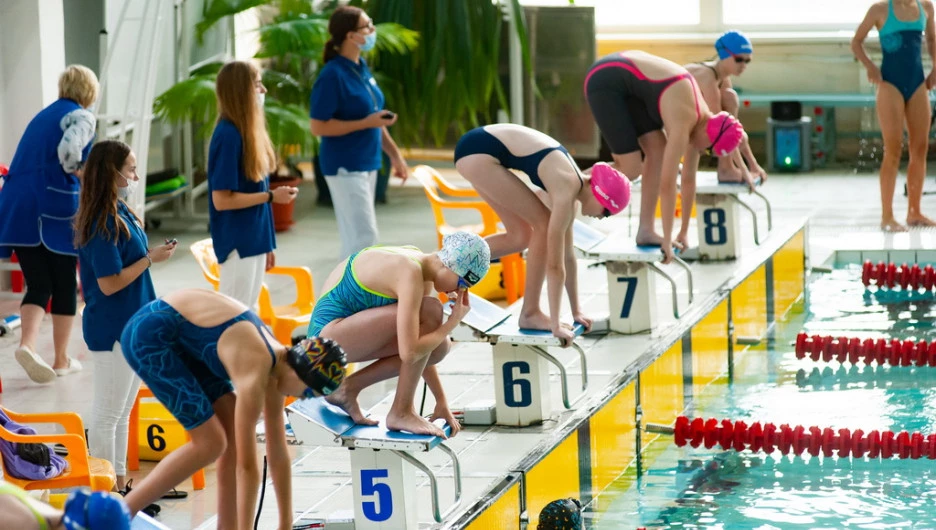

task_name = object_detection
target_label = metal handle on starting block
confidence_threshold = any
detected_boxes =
[752,188,773,231]
[728,195,762,245]
[394,441,462,523]
[531,341,588,409]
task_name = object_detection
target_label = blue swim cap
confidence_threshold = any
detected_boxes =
[437,231,491,287]
[715,30,753,59]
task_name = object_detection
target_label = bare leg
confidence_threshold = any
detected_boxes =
[634,131,667,246]
[14,303,56,383]
[211,394,238,529]
[50,314,73,370]
[904,85,935,227]
[876,82,909,232]
[18,303,43,351]
[124,418,227,515]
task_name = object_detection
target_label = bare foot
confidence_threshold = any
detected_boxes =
[325,387,378,426]
[907,213,936,227]
[386,409,445,437]
[635,229,665,247]
[882,217,909,232]
[717,165,744,183]
[518,310,551,331]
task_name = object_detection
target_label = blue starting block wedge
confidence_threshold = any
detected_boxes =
[286,398,462,528]
[446,293,589,426]
[131,512,171,530]
[691,171,772,260]
[573,220,694,334]
[0,314,21,336]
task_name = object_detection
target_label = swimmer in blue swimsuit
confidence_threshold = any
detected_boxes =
[454,123,631,345]
[120,288,347,526]
[854,0,936,231]
[309,232,490,438]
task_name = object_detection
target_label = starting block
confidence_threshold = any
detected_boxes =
[573,221,694,334]
[447,294,588,427]
[692,172,772,260]
[131,512,171,530]
[286,397,462,529]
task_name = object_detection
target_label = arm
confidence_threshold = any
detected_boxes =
[96,256,151,296]
[545,199,576,336]
[263,387,293,530]
[211,189,271,211]
[660,126,691,263]
[852,5,883,71]
[925,2,936,87]
[309,117,375,137]
[395,268,461,358]
[233,373,266,530]
[679,148,700,241]
[381,126,409,181]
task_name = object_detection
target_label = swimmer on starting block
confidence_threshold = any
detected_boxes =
[119,289,348,528]
[454,123,630,345]
[0,482,130,530]
[584,50,745,261]
[307,231,491,438]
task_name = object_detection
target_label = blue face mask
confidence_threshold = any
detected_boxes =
[360,29,377,52]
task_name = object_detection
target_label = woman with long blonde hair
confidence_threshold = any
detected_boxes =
[208,60,298,307]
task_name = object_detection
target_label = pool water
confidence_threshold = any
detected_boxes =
[592,266,936,529]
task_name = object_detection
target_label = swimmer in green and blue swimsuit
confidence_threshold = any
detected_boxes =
[307,232,491,438]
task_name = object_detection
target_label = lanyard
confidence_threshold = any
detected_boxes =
[350,63,379,111]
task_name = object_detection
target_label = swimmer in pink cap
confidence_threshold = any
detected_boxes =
[585,50,745,263]
[455,123,631,346]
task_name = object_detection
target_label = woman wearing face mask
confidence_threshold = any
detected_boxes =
[74,140,176,510]
[310,5,409,261]
[208,60,297,307]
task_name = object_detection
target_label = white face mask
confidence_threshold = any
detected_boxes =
[257,92,265,108]
[118,172,136,200]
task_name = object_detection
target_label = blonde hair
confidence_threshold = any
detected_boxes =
[58,65,99,108]
[215,61,276,183]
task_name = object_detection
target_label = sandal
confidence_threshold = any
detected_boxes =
[119,479,162,516]
[161,487,188,500]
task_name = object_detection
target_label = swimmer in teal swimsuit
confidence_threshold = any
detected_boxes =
[309,231,491,438]
[853,0,936,232]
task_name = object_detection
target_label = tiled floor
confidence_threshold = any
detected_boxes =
[3,164,936,529]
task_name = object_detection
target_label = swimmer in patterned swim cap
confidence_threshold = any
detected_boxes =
[119,288,347,526]
[584,50,745,263]
[308,232,491,438]
[454,123,630,347]
[537,498,583,530]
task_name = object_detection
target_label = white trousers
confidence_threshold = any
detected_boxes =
[88,342,141,477]
[325,169,379,261]
[219,250,266,309]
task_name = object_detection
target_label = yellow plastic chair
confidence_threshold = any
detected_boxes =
[189,238,315,345]
[0,407,116,492]
[412,165,526,303]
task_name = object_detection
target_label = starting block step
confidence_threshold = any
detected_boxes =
[286,398,461,528]
[131,512,171,529]
[446,293,589,426]
[573,220,694,334]
[691,172,772,260]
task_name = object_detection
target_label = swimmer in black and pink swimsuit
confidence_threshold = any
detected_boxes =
[583,50,745,262]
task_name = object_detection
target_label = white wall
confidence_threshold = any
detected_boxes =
[0,0,66,164]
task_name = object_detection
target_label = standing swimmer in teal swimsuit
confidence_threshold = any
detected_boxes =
[308,232,490,438]
[853,0,936,232]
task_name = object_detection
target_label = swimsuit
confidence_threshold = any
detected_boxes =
[307,246,422,337]
[121,299,276,430]
[0,482,48,530]
[880,0,927,103]
[453,127,582,190]
[584,53,702,155]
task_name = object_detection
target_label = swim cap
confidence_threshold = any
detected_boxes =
[706,112,744,157]
[537,498,583,530]
[64,489,131,530]
[715,30,753,60]
[287,337,347,398]
[589,162,630,215]
[437,231,491,287]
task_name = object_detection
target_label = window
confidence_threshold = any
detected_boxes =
[520,0,700,28]
[721,0,869,28]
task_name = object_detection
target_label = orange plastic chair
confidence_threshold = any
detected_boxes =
[126,385,205,490]
[0,407,115,492]
[412,165,526,303]
[189,238,315,345]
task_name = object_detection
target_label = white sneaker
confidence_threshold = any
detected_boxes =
[54,356,83,377]
[14,345,56,383]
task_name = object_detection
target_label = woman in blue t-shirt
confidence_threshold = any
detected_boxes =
[208,61,298,307]
[74,140,177,501]
[310,5,409,260]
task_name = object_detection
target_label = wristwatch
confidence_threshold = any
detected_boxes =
[145,251,153,268]
[267,191,274,203]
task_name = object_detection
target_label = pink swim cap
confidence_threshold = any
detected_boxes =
[590,163,630,215]
[706,111,744,157]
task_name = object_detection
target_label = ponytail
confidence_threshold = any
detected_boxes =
[323,39,339,63]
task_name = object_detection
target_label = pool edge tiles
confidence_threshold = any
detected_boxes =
[441,220,808,530]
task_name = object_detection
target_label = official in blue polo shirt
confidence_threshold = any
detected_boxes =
[74,140,177,502]
[310,5,410,260]
[209,60,297,308]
